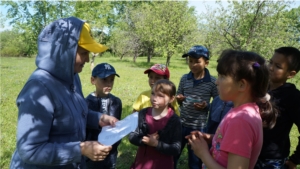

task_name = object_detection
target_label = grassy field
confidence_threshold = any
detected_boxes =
[1,55,300,169]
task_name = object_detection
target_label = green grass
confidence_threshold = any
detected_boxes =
[1,55,299,169]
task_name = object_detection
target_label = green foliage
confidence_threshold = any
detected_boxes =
[1,1,75,56]
[0,30,31,57]
[73,1,112,44]
[198,0,300,58]
[1,1,300,61]
[1,56,300,169]
[0,11,5,28]
[109,1,198,65]
[283,6,300,42]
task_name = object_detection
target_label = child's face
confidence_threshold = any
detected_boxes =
[216,74,240,101]
[268,52,293,84]
[150,89,174,110]
[148,71,165,88]
[188,57,208,75]
[91,75,115,97]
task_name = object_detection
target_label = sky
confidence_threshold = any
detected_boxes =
[188,0,228,14]
[1,0,300,31]
[188,0,300,15]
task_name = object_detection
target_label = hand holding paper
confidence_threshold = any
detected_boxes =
[98,112,139,146]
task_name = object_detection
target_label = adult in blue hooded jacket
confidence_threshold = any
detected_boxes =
[10,17,117,169]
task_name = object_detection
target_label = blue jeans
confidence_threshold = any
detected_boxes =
[254,158,288,169]
[174,125,203,169]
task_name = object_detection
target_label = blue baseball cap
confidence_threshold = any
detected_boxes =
[92,63,120,78]
[182,45,210,60]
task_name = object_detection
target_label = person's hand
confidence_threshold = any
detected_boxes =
[187,131,213,144]
[149,132,159,140]
[194,101,207,110]
[80,141,112,161]
[186,131,209,159]
[142,132,159,147]
[99,114,118,127]
[285,160,297,169]
[176,94,186,103]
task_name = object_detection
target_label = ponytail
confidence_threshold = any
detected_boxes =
[256,94,278,129]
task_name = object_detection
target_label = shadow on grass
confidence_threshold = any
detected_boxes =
[117,105,138,169]
[116,137,138,169]
[108,58,157,69]
[106,57,188,70]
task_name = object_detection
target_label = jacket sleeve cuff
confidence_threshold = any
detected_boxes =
[289,154,300,165]
[155,141,163,152]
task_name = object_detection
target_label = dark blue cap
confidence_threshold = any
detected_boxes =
[92,63,120,78]
[182,45,210,60]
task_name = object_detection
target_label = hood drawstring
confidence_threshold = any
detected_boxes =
[70,84,75,92]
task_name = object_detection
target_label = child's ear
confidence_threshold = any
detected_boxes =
[287,70,297,79]
[169,96,175,103]
[91,77,96,85]
[238,79,249,92]
[205,60,209,67]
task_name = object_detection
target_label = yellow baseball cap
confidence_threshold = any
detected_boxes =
[78,22,108,53]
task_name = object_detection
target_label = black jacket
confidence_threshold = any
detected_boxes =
[128,108,182,156]
[85,93,122,151]
[259,83,300,165]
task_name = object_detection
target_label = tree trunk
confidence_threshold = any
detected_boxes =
[166,55,171,66]
[147,55,150,63]
[60,1,63,18]
[147,46,154,63]
[133,51,138,63]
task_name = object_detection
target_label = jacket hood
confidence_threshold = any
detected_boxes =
[36,17,84,83]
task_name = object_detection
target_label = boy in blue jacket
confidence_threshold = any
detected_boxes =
[86,63,122,169]
[206,96,233,135]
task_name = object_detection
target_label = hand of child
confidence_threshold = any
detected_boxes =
[80,141,112,161]
[194,101,207,110]
[99,114,118,127]
[186,132,209,159]
[285,160,296,169]
[189,131,213,144]
[150,132,160,140]
[142,132,159,147]
[176,94,186,102]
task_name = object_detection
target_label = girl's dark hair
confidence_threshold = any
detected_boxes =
[217,49,278,129]
[152,79,176,111]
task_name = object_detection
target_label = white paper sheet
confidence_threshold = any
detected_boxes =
[98,112,139,146]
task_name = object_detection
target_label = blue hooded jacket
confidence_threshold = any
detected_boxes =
[10,17,101,169]
[206,96,233,134]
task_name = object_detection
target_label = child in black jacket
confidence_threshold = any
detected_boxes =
[85,63,122,169]
[129,79,181,169]
[255,47,300,169]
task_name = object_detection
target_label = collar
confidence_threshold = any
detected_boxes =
[91,92,110,98]
[187,68,212,82]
